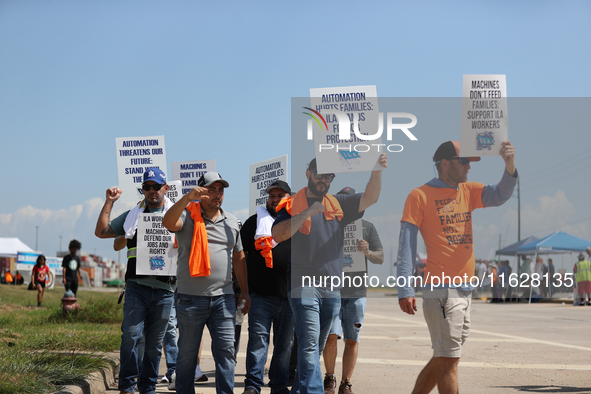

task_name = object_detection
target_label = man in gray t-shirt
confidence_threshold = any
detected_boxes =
[163,171,250,394]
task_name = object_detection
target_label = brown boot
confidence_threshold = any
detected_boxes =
[324,373,337,394]
[338,379,355,394]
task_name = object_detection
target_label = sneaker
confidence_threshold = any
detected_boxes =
[195,365,209,382]
[161,375,170,383]
[167,371,176,390]
[324,374,337,394]
[242,388,259,394]
[338,379,354,394]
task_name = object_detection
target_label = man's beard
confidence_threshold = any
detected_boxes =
[307,177,329,197]
[266,201,277,217]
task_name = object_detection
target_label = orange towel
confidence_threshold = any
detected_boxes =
[275,188,343,235]
[255,236,274,268]
[186,202,211,277]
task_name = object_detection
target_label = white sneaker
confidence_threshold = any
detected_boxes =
[161,375,170,383]
[167,371,176,390]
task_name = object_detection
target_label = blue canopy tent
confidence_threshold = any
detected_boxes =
[496,236,540,256]
[516,231,591,255]
[516,231,591,303]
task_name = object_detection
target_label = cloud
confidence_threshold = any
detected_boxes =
[232,208,250,223]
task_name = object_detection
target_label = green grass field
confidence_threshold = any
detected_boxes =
[0,285,122,394]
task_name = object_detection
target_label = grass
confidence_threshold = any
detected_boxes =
[0,285,123,394]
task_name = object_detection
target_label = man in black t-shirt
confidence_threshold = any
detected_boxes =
[240,180,293,394]
[62,239,81,296]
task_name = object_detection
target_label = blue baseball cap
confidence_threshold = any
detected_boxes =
[143,167,167,184]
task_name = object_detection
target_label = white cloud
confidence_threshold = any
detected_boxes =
[232,208,250,223]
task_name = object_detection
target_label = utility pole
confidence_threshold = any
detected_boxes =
[517,177,521,242]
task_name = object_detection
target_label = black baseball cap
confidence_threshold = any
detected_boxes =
[337,187,356,195]
[265,180,291,194]
[433,141,481,162]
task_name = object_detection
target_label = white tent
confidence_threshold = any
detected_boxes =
[0,237,35,257]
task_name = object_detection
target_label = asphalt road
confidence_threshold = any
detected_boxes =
[109,292,591,393]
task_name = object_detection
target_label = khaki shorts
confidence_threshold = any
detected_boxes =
[422,287,472,358]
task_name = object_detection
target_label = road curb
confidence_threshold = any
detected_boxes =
[53,353,119,394]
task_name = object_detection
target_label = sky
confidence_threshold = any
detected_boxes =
[1,1,590,280]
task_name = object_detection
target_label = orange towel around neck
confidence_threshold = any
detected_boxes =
[186,202,211,277]
[275,188,343,235]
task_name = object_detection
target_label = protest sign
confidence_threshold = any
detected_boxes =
[135,213,177,276]
[166,180,182,203]
[116,136,167,205]
[343,219,366,272]
[460,75,508,157]
[249,155,288,216]
[171,160,216,196]
[309,85,381,174]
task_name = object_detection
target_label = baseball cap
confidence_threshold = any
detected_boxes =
[337,186,357,195]
[198,172,230,188]
[143,167,167,184]
[578,252,585,260]
[433,141,481,163]
[265,180,291,194]
[307,158,318,171]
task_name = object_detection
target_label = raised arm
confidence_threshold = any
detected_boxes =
[358,153,388,213]
[272,202,324,243]
[482,141,518,207]
[162,186,209,232]
[95,187,123,238]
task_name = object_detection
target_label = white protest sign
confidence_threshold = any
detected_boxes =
[171,160,216,196]
[116,136,167,205]
[460,75,508,157]
[343,219,366,272]
[310,85,381,174]
[166,180,182,204]
[136,213,177,276]
[249,155,288,216]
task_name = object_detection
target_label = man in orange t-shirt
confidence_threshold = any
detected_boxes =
[397,140,517,394]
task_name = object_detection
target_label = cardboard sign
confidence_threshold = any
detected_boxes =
[460,75,508,157]
[135,213,177,276]
[166,180,182,204]
[343,219,366,272]
[310,85,381,173]
[116,136,167,205]
[249,155,288,216]
[171,160,216,196]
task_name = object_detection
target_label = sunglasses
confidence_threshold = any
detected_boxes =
[437,157,470,165]
[312,171,336,182]
[142,183,164,192]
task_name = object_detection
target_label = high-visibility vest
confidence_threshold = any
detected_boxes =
[575,260,591,283]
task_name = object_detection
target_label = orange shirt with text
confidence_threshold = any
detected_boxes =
[401,182,485,283]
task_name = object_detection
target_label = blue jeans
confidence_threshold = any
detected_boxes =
[329,297,367,341]
[288,287,340,394]
[176,293,236,394]
[119,281,174,394]
[163,303,178,378]
[244,294,294,393]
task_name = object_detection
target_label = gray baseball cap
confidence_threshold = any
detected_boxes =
[197,172,229,188]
